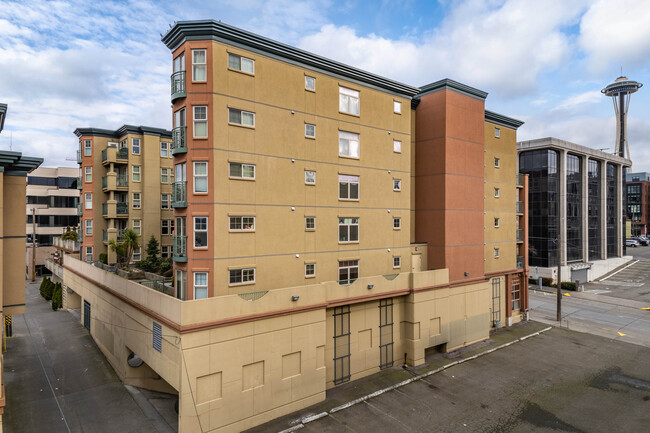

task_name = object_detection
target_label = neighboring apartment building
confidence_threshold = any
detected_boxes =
[518,138,631,284]
[74,126,174,264]
[625,172,650,236]
[1,103,43,430]
[49,21,528,433]
[26,166,79,277]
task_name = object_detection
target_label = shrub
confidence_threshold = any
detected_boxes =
[560,281,577,291]
[99,253,108,265]
[542,277,553,287]
[43,278,54,301]
[40,277,50,299]
[51,282,63,310]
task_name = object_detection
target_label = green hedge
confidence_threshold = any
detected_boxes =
[40,277,54,301]
[560,281,577,291]
[51,282,62,310]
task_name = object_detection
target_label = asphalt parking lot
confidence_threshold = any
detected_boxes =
[585,244,650,303]
[248,322,650,433]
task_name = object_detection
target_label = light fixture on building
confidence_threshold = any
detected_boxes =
[291,295,299,301]
[295,254,299,258]
[367,284,374,290]
[291,206,295,211]
[464,271,469,276]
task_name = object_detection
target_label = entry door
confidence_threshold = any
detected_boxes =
[411,254,422,272]
[83,300,91,331]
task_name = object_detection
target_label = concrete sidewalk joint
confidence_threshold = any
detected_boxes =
[280,326,553,433]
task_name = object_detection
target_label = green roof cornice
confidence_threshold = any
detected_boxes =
[417,79,488,101]
[74,125,172,139]
[0,103,7,133]
[0,150,42,173]
[161,20,419,98]
[485,110,524,129]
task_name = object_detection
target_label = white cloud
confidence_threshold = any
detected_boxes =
[580,0,650,73]
[553,90,602,111]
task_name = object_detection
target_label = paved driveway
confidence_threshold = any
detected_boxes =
[3,279,174,433]
[585,246,650,303]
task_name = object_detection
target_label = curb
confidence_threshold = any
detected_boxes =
[280,326,553,432]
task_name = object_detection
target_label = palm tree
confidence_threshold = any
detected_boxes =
[109,229,140,268]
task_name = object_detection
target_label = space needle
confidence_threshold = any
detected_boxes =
[601,76,643,159]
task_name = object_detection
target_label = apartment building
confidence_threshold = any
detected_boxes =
[74,125,174,264]
[625,171,650,236]
[1,103,43,430]
[48,21,528,433]
[26,166,79,277]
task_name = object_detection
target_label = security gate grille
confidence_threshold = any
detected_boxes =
[153,322,162,352]
[333,306,350,385]
[492,278,501,327]
[379,299,394,369]
[83,300,91,331]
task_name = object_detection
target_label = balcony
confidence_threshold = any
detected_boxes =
[77,150,82,164]
[516,255,525,269]
[102,173,128,192]
[171,70,187,101]
[117,229,125,242]
[102,202,108,217]
[102,176,108,189]
[516,173,524,188]
[516,201,525,214]
[171,126,187,155]
[116,174,128,188]
[101,147,129,166]
[102,229,108,243]
[173,235,187,262]
[77,177,82,190]
[172,181,187,208]
[77,203,83,216]
[116,201,129,216]
[516,228,524,243]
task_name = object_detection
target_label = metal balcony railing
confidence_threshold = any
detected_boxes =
[102,176,108,189]
[77,177,82,189]
[116,174,128,188]
[77,203,83,216]
[173,235,187,262]
[516,228,524,242]
[77,150,82,163]
[117,147,128,160]
[116,201,128,215]
[516,173,524,187]
[172,181,187,207]
[101,149,108,163]
[171,126,187,154]
[516,201,525,214]
[102,229,108,242]
[171,70,186,101]
[117,229,125,242]
[516,255,525,269]
[102,202,108,216]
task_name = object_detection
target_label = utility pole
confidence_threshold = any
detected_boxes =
[556,236,562,322]
[31,207,36,282]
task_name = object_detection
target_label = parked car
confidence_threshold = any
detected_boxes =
[626,238,639,247]
[633,236,649,246]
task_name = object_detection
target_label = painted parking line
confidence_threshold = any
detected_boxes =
[600,260,639,281]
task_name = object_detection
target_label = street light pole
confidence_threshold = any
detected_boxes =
[557,235,562,322]
[31,207,36,282]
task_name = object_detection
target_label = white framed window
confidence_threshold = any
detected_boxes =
[494,217,500,228]
[161,220,171,235]
[85,246,93,263]
[84,140,92,156]
[305,263,316,278]
[132,165,141,182]
[192,49,207,82]
[495,127,500,138]
[339,86,360,115]
[133,219,141,235]
[193,162,208,193]
[161,168,169,183]
[494,248,500,258]
[132,192,141,209]
[161,194,170,209]
[132,138,140,155]
[85,219,92,235]
[161,246,169,257]
[305,170,316,185]
[229,216,255,231]
[305,75,316,91]
[133,247,141,261]
[229,162,255,179]
[494,157,500,168]
[494,187,500,198]
[393,256,401,268]
[228,108,255,127]
[85,193,92,209]
[173,52,184,73]
[194,272,208,300]
[339,175,359,200]
[229,268,255,285]
[338,217,359,243]
[193,106,208,138]
[394,100,402,114]
[393,217,401,230]
[393,179,402,191]
[194,216,208,248]
[84,166,92,182]
[119,139,127,149]
[176,269,187,301]
[305,123,316,138]
[174,107,186,128]
[161,142,169,158]
[393,140,402,153]
[228,53,254,74]
[339,131,360,158]
[338,260,358,284]
[305,216,315,230]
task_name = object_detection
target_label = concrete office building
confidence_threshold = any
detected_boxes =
[74,126,174,264]
[48,21,528,433]
[0,103,43,431]
[625,172,650,236]
[518,137,631,284]
[26,166,79,277]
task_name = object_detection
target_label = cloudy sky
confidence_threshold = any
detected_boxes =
[1,0,650,170]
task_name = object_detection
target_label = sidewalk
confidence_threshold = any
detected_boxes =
[3,279,174,433]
